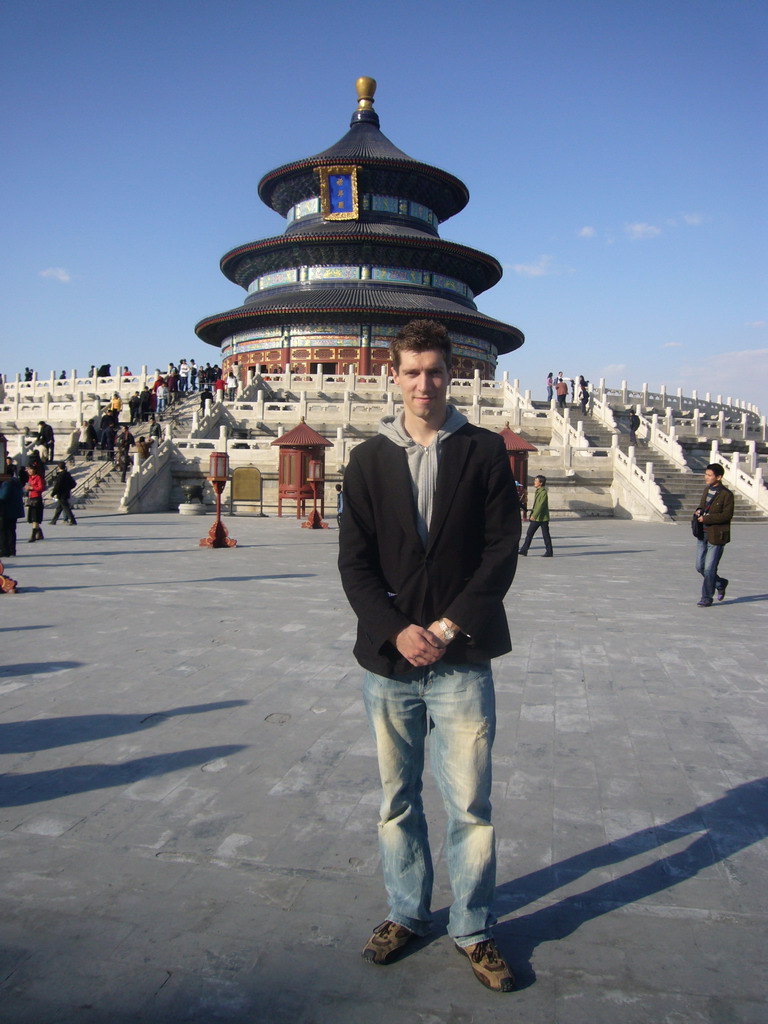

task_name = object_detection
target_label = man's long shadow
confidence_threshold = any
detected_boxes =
[433,778,768,988]
[0,700,249,754]
[0,745,248,807]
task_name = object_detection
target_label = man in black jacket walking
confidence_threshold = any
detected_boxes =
[49,463,77,525]
[338,321,520,992]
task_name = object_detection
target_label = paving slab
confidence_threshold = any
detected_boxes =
[0,511,766,1023]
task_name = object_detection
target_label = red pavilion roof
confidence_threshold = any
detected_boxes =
[272,419,333,448]
[499,425,537,452]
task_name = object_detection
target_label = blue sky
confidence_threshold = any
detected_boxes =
[2,0,765,409]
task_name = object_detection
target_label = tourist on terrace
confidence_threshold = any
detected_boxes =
[80,419,98,461]
[628,409,640,445]
[555,375,568,410]
[693,463,734,607]
[35,420,55,463]
[546,371,554,403]
[518,475,553,557]
[115,425,135,482]
[578,375,590,415]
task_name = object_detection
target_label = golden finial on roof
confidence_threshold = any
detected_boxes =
[356,77,377,111]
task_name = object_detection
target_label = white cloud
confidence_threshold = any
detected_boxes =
[39,267,72,283]
[676,348,768,407]
[682,212,703,226]
[578,226,595,238]
[601,363,627,378]
[624,223,662,240]
[662,342,683,348]
[510,255,553,277]
[745,321,766,328]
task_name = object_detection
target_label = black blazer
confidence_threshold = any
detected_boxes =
[338,423,521,678]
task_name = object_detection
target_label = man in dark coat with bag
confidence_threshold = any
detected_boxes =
[692,462,734,606]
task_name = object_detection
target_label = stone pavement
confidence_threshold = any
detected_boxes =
[0,510,766,1024]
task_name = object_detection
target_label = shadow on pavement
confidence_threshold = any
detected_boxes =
[0,700,249,754]
[0,744,248,807]
[492,777,768,988]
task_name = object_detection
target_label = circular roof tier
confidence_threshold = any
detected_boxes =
[258,81,468,222]
[220,233,503,297]
[195,286,524,355]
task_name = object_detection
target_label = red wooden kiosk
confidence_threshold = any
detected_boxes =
[272,420,332,527]
[499,424,537,520]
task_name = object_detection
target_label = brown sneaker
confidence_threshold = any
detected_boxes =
[362,920,417,965]
[456,939,515,992]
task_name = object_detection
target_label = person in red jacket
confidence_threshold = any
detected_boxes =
[26,458,46,542]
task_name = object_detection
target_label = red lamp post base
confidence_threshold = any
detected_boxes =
[302,508,328,530]
[0,561,18,593]
[199,520,237,548]
[199,479,237,548]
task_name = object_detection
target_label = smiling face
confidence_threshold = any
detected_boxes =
[391,348,449,430]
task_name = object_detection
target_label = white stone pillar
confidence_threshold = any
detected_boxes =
[747,440,757,473]
[621,380,628,404]
[299,390,308,419]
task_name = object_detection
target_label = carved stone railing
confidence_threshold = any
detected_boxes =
[710,441,768,513]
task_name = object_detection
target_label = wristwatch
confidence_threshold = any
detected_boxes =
[438,618,457,642]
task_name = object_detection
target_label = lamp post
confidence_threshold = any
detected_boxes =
[199,451,237,548]
[302,457,328,529]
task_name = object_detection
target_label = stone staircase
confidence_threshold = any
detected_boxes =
[71,462,127,514]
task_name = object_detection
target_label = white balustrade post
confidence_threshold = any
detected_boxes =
[741,412,748,440]
[718,411,725,435]
[642,382,649,406]
[660,384,667,405]
[710,439,720,461]
[645,463,654,501]
[473,368,481,397]
[342,390,351,424]
[692,407,701,433]
[502,370,509,385]
[747,441,757,473]
[299,390,308,419]
[621,380,628,404]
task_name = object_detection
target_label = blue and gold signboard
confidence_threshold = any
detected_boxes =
[317,165,360,221]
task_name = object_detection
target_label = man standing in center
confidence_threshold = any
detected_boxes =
[338,320,520,993]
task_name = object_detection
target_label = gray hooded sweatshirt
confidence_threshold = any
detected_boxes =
[378,405,468,547]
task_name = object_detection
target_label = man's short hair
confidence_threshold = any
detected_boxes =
[535,474,546,486]
[706,463,725,478]
[390,320,451,372]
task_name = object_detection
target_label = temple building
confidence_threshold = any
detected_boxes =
[195,78,523,381]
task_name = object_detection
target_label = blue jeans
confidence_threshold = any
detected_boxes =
[696,538,725,602]
[363,662,497,946]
